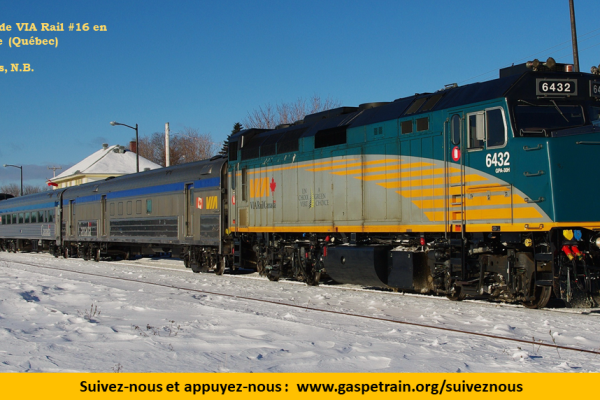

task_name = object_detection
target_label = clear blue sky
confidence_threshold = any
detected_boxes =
[1,0,599,186]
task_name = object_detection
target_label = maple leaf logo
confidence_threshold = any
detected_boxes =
[270,178,276,193]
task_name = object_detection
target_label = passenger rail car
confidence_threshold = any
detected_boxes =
[0,189,63,253]
[1,157,230,273]
[1,58,600,308]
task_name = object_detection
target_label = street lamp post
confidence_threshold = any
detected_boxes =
[3,164,23,196]
[110,121,139,172]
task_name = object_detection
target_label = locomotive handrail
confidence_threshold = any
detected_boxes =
[523,144,543,151]
[524,224,545,229]
[524,197,545,203]
[523,170,545,177]
[575,141,600,145]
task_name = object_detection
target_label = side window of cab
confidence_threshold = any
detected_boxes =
[467,107,507,150]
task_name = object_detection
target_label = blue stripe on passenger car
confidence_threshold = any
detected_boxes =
[63,177,221,205]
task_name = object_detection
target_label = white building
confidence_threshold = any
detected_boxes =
[50,144,162,189]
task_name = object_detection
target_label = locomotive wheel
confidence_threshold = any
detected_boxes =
[522,285,552,309]
[190,261,203,273]
[446,286,466,301]
[63,247,69,259]
[82,246,90,261]
[94,248,101,262]
[215,256,226,276]
[306,271,321,286]
[256,259,266,275]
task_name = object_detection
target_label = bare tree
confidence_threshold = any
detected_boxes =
[138,133,167,167]
[138,127,218,167]
[0,183,47,197]
[243,95,341,129]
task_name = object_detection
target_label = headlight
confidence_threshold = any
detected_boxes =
[595,236,600,248]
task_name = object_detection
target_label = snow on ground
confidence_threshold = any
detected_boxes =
[0,252,599,373]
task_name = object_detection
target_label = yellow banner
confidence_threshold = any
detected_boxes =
[0,373,596,399]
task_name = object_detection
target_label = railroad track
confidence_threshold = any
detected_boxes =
[2,254,600,357]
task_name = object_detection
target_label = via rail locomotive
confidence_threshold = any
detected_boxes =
[2,58,600,309]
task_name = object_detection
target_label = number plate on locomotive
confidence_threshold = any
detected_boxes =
[591,81,600,99]
[536,79,577,97]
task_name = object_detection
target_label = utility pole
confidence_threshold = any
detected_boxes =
[569,0,580,72]
[165,122,170,167]
[48,166,62,178]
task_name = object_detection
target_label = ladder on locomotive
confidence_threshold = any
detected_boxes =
[445,116,467,282]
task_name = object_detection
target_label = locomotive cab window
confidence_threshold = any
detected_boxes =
[467,108,507,149]
[468,113,484,149]
[514,103,584,136]
[486,108,507,148]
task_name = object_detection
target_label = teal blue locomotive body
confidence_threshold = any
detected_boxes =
[227,60,600,307]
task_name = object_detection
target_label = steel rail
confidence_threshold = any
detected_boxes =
[3,257,600,356]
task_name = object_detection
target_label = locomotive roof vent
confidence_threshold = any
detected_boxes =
[303,106,358,125]
[358,102,389,111]
[439,83,458,91]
